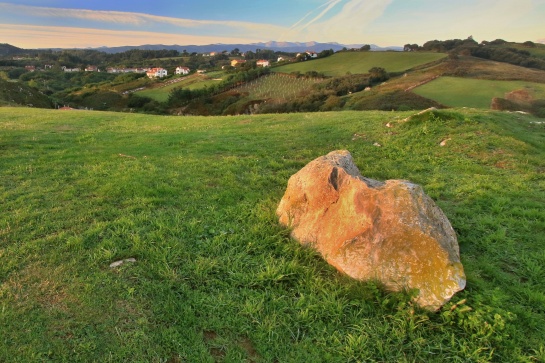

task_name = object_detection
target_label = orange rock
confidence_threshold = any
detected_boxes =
[277,150,465,310]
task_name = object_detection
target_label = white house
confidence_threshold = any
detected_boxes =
[256,59,270,67]
[146,67,168,78]
[175,66,190,75]
[306,51,318,58]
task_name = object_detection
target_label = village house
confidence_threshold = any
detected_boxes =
[146,68,168,78]
[175,66,190,75]
[231,59,247,67]
[256,59,270,67]
[85,66,99,72]
[25,66,36,72]
[306,51,318,58]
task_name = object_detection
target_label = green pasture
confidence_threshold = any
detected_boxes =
[273,52,447,76]
[136,76,221,102]
[1,107,544,362]
[414,76,545,108]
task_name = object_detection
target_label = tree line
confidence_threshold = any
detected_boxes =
[404,37,545,71]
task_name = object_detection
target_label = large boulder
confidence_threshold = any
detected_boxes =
[277,150,465,310]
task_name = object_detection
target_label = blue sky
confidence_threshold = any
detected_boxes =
[1,0,544,48]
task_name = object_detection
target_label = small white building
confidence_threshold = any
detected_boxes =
[306,51,318,58]
[146,68,168,78]
[256,59,270,67]
[175,66,190,75]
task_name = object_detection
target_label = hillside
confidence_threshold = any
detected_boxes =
[1,107,544,362]
[273,52,447,76]
[0,43,24,56]
[0,79,53,108]
[136,74,223,102]
[3,40,545,116]
[413,77,545,108]
[344,55,545,113]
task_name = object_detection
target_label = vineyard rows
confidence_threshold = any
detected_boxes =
[234,74,322,101]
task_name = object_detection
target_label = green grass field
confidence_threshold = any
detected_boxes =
[1,107,545,362]
[136,75,221,102]
[414,76,545,108]
[273,52,447,76]
[234,74,321,101]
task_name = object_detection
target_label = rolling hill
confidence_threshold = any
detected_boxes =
[0,43,25,56]
[273,52,447,76]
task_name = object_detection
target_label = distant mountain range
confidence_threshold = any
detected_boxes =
[89,41,403,54]
[1,41,402,56]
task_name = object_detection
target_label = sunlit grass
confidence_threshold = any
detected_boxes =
[1,107,544,362]
[414,76,545,108]
[273,52,446,76]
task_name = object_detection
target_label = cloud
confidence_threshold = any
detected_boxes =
[0,24,252,48]
[284,0,394,43]
[0,3,286,37]
[294,0,344,31]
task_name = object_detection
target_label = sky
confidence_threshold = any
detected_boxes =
[1,0,544,49]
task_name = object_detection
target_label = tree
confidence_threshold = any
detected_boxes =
[403,44,419,52]
[360,44,371,51]
[368,67,389,83]
[318,49,334,58]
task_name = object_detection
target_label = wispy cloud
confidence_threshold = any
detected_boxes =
[0,24,252,48]
[294,0,344,31]
[282,0,393,43]
[0,3,286,36]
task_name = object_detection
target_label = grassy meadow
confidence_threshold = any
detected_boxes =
[137,75,222,102]
[273,52,447,76]
[1,107,545,362]
[413,76,545,108]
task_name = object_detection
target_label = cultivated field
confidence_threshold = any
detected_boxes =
[233,73,322,101]
[413,76,545,108]
[273,52,447,76]
[1,107,544,362]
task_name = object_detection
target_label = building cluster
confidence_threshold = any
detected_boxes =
[105,66,191,78]
[19,48,320,78]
